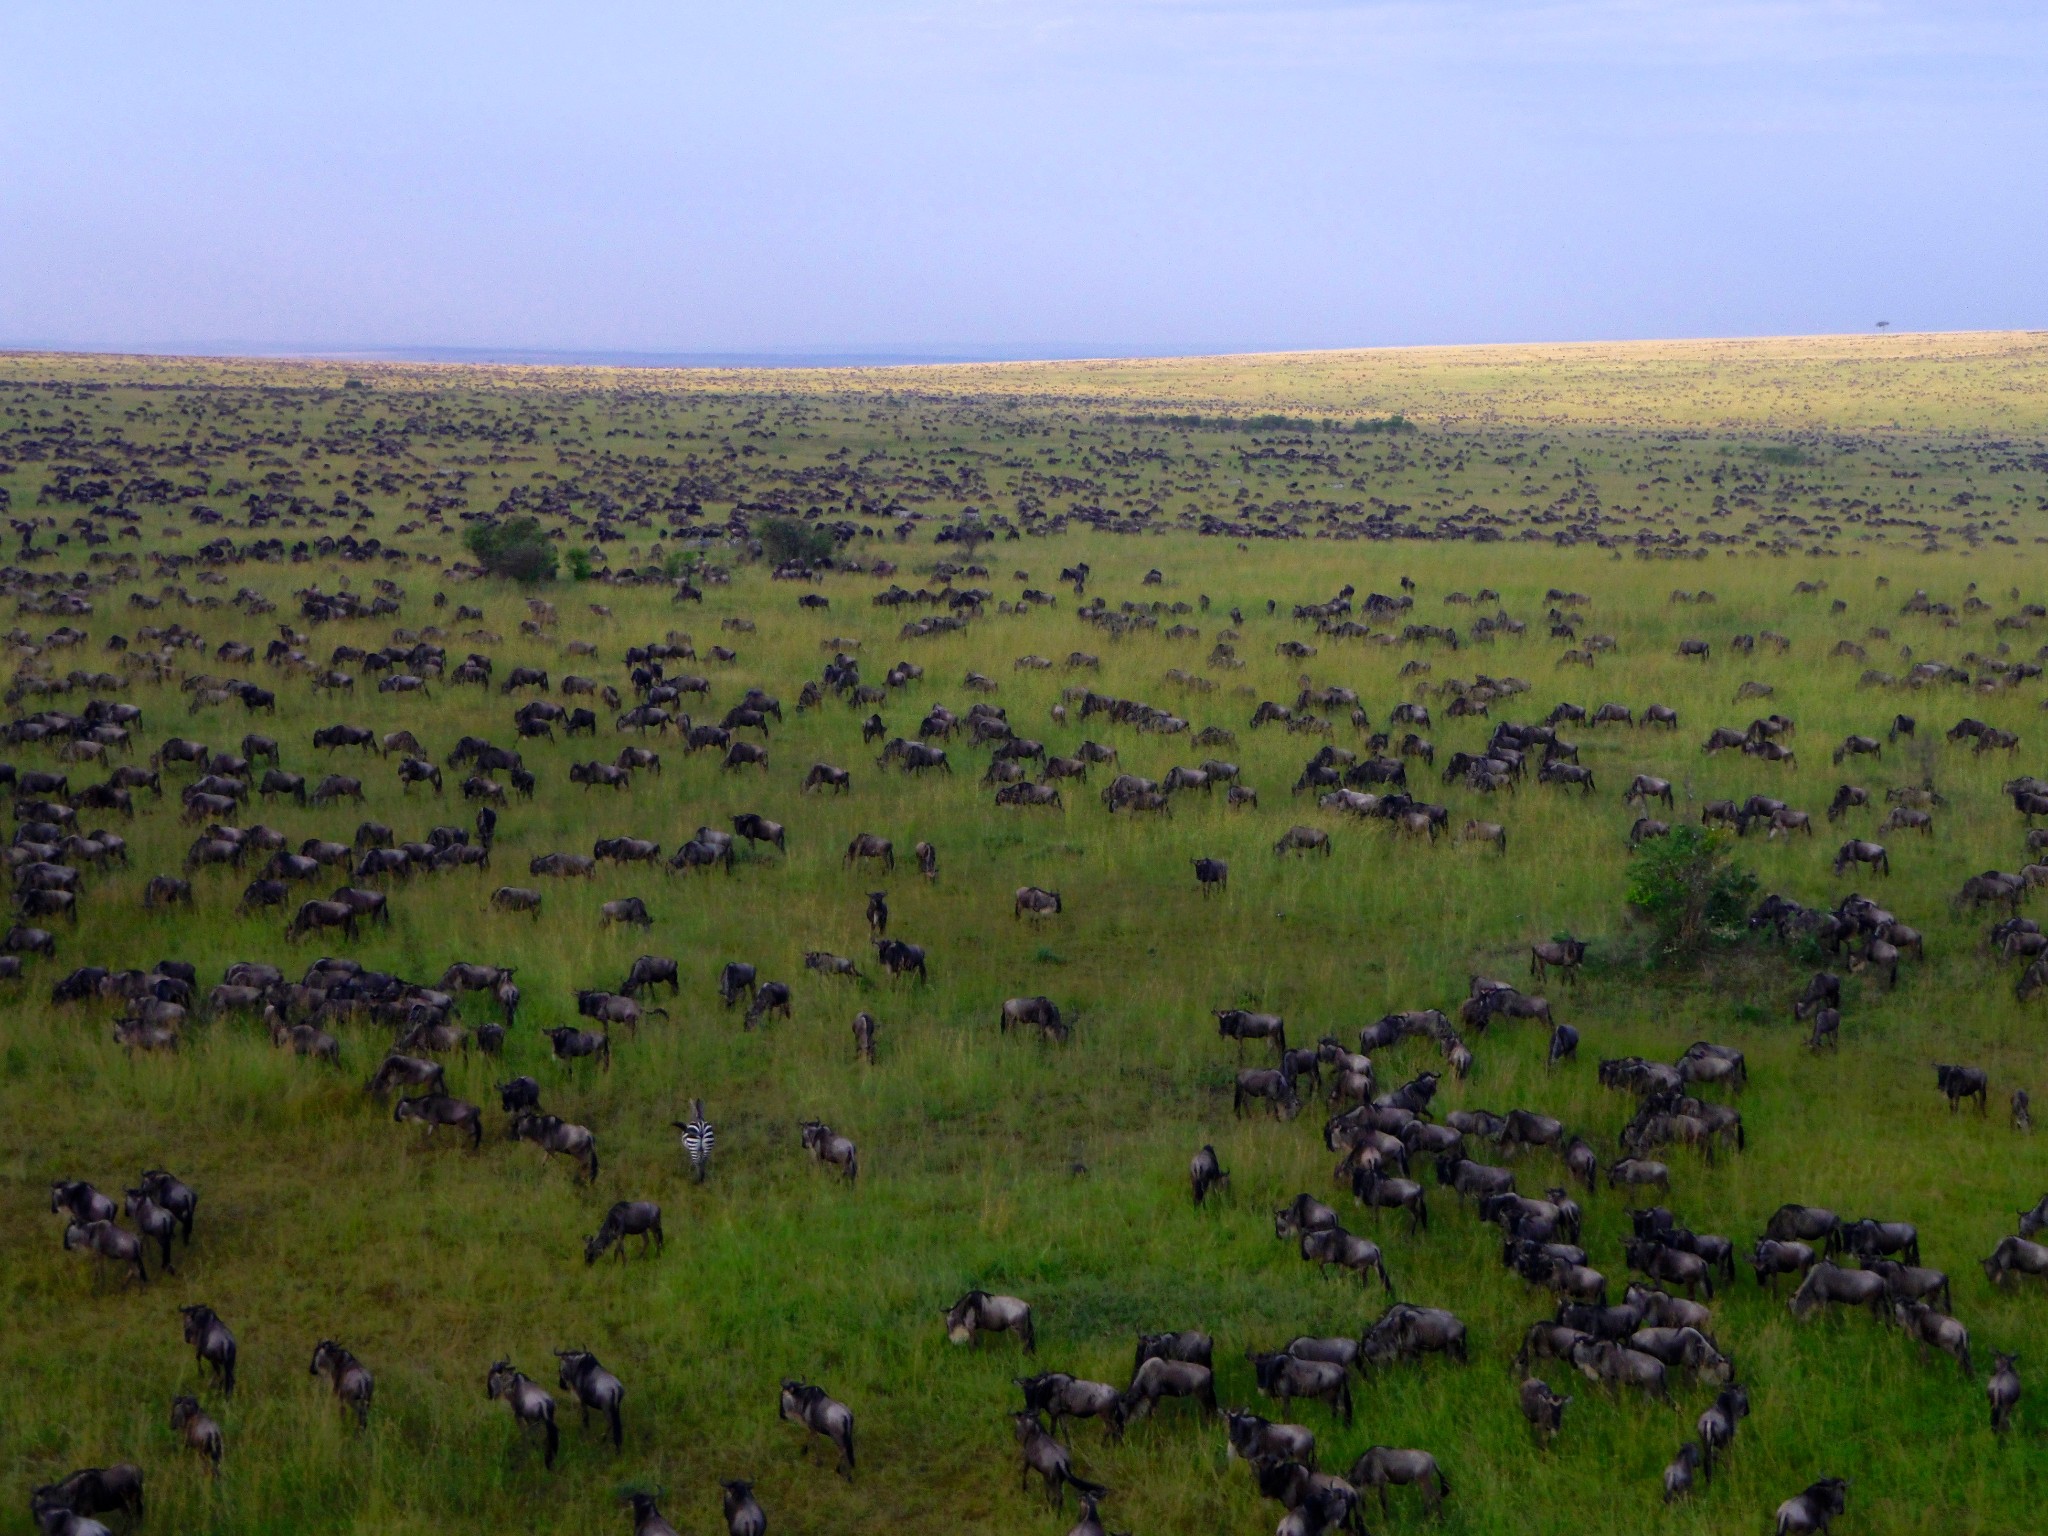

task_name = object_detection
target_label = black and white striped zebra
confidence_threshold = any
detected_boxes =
[673,1099,713,1182]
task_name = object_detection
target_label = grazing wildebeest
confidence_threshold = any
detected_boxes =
[586,1200,663,1262]
[1194,856,1229,892]
[310,1341,374,1428]
[944,1290,1034,1352]
[781,1380,856,1478]
[844,833,894,870]
[1773,1477,1848,1536]
[1274,824,1331,856]
[1299,1225,1394,1293]
[1983,1235,2048,1286]
[1014,885,1062,918]
[1349,1446,1448,1515]
[486,1362,558,1469]
[180,1304,237,1395]
[512,1110,601,1181]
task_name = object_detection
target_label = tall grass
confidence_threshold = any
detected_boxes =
[5,529,2048,1535]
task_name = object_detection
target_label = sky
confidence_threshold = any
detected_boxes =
[1,1,2044,360]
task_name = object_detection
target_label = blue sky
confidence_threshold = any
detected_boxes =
[1,2,2043,358]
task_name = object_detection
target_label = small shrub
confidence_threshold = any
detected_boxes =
[563,546,595,581]
[754,515,833,566]
[1625,824,1756,962]
[463,516,558,583]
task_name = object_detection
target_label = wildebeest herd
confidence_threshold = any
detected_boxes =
[10,360,2048,1535]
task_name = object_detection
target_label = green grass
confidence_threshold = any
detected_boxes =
[2,350,2048,1534]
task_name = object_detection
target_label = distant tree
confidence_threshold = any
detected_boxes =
[1626,825,1756,961]
[754,515,833,566]
[563,546,595,581]
[463,516,558,583]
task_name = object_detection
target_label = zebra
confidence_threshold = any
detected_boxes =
[673,1099,713,1182]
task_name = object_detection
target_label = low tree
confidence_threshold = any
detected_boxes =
[1626,824,1756,961]
[754,515,833,566]
[463,516,558,583]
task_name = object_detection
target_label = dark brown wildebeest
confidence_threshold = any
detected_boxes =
[1194,856,1229,892]
[1019,1372,1126,1441]
[490,885,543,917]
[512,1111,600,1181]
[180,1304,237,1395]
[1216,1007,1285,1056]
[944,1290,1034,1352]
[874,939,927,983]
[1519,1377,1570,1442]
[1773,1477,1848,1536]
[1833,839,1889,877]
[719,1480,765,1536]
[586,1200,663,1262]
[845,832,893,870]
[1299,1225,1393,1293]
[486,1361,558,1469]
[542,1027,612,1070]
[1935,1063,1988,1112]
[781,1380,856,1478]
[1625,774,1673,809]
[732,812,785,853]
[1189,1144,1228,1205]
[554,1348,626,1449]
[310,1341,375,1428]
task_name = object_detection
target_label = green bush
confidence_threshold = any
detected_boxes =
[563,546,594,581]
[754,514,833,566]
[1625,824,1756,960]
[463,516,558,583]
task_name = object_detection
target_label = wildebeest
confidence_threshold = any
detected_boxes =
[1983,1235,2048,1286]
[1216,1007,1286,1056]
[180,1304,237,1395]
[394,1092,484,1148]
[800,1120,859,1181]
[1988,1351,2021,1433]
[1935,1062,1989,1112]
[1014,885,1062,917]
[1519,1377,1570,1442]
[310,1341,374,1428]
[553,1348,626,1449]
[486,1361,558,1469]
[1248,1349,1353,1422]
[542,1026,612,1070]
[780,1380,856,1478]
[944,1290,1034,1351]
[1122,1355,1216,1419]
[586,1200,663,1262]
[1190,1144,1228,1205]
[1019,1372,1126,1441]
[1773,1477,1848,1536]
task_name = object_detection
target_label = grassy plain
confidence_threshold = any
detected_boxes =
[3,339,2048,1535]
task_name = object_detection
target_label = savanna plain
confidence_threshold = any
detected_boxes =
[6,333,2048,1536]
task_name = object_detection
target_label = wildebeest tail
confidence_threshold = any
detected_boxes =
[1066,1471,1108,1498]
[607,1400,622,1449]
[543,1416,559,1468]
[646,1007,670,1021]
